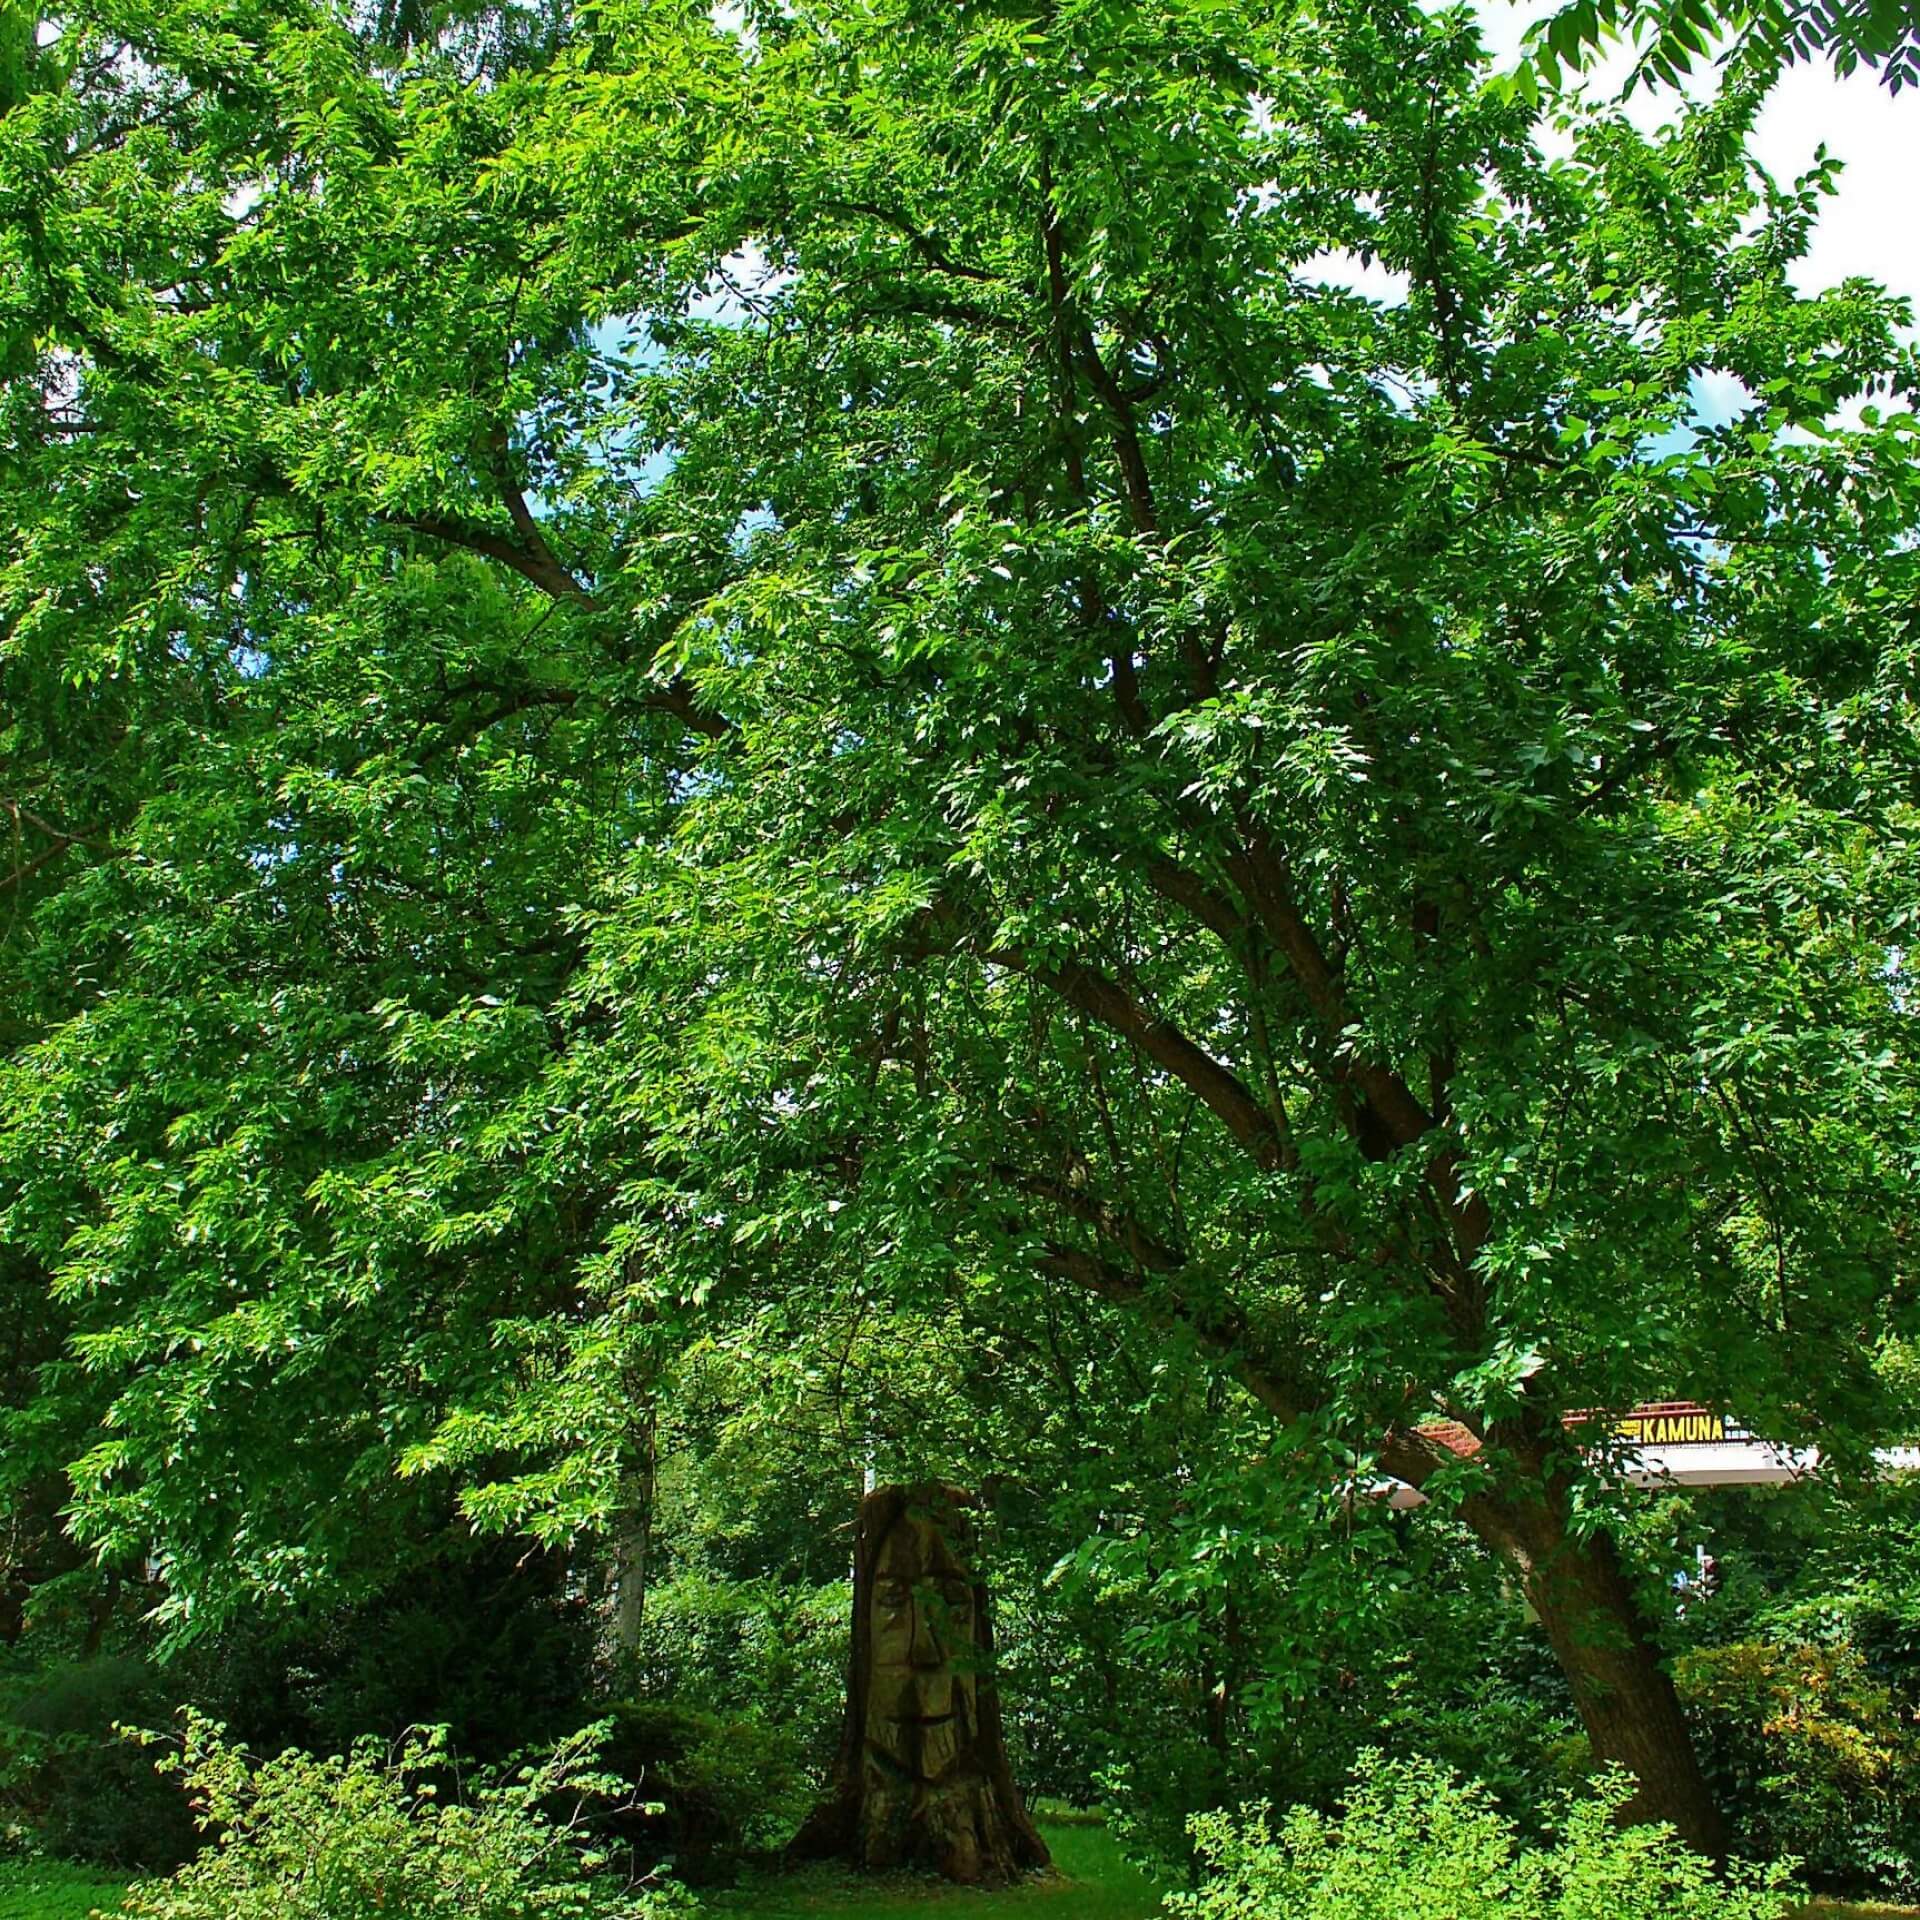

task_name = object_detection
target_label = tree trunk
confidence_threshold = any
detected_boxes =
[790,1484,1051,1885]
[608,1407,656,1656]
[1462,1475,1727,1857]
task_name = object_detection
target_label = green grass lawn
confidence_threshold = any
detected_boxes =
[3,1833,1912,1920]
[0,1822,1159,1920]
[708,1819,1166,1920]
[0,1858,129,1920]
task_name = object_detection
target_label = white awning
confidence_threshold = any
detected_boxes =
[1375,1444,1920,1505]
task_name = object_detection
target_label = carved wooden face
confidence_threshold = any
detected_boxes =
[865,1508,978,1784]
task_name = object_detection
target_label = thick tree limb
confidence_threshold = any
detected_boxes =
[1,800,117,897]
[1140,851,1245,950]
[822,200,1000,283]
[988,945,1283,1171]
[387,513,730,741]
[392,509,596,608]
[993,1163,1184,1275]
[1223,820,1436,1150]
[1036,1240,1305,1426]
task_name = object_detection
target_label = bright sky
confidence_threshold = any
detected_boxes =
[1305,7,1918,423]
[1478,1,1920,313]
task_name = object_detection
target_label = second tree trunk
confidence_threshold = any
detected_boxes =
[1465,1473,1727,1856]
[790,1483,1052,1884]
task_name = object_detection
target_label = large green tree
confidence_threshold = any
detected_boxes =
[4,0,1917,1850]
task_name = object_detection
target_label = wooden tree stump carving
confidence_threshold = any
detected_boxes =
[790,1483,1051,1884]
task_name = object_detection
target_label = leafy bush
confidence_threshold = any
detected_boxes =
[264,1537,598,1762]
[112,1713,693,1920]
[611,1572,845,1871]
[1677,1639,1920,1896]
[0,1655,197,1870]
[593,1700,815,1877]
[0,1531,599,1872]
[1045,1496,1592,1881]
[624,1574,844,1776]
[1164,1754,1796,1920]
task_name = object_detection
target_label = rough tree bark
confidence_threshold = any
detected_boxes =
[1459,1461,1727,1856]
[790,1483,1051,1884]
[608,1405,657,1655]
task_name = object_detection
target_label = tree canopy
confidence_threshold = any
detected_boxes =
[3,0,1917,1848]
[1528,0,1920,96]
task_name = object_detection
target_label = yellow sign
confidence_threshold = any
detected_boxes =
[1616,1410,1727,1446]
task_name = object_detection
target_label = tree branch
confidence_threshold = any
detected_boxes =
[1,800,117,897]
[822,200,1000,283]
[390,509,596,609]
[987,943,1282,1171]
[1035,1241,1305,1426]
[385,514,730,741]
[1223,820,1436,1151]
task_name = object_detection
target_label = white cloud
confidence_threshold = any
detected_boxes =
[1751,62,1919,310]
[1476,1,1919,315]
[1301,249,1413,306]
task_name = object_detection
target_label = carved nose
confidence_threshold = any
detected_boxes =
[910,1609,944,1669]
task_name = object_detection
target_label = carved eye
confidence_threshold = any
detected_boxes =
[942,1581,973,1615]
[876,1578,912,1610]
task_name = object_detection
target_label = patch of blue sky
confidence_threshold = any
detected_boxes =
[564,247,788,510]
[730,506,779,552]
[589,312,664,367]
[1633,368,1758,459]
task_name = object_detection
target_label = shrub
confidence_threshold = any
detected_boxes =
[609,1572,845,1872]
[1163,1754,1796,1920]
[266,1537,598,1762]
[0,1655,197,1870]
[623,1574,844,1781]
[1677,1639,1920,1896]
[111,1712,694,1920]
[592,1700,814,1878]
